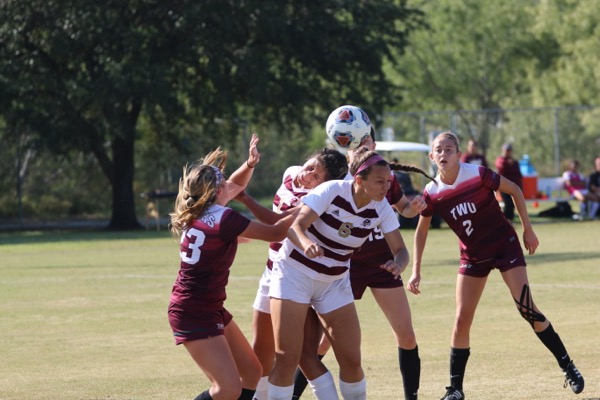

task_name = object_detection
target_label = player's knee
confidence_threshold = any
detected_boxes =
[336,350,361,372]
[211,381,242,399]
[514,284,547,328]
[273,350,301,374]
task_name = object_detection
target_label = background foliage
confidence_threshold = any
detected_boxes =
[1,0,599,226]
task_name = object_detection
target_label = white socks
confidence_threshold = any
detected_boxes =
[253,376,268,400]
[339,378,367,400]
[309,371,339,400]
[267,383,293,400]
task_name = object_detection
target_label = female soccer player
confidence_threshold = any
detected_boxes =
[408,131,584,400]
[267,149,410,400]
[167,135,297,400]
[234,148,348,400]
[293,131,434,400]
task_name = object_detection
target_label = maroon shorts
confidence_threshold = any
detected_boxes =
[350,262,404,300]
[458,240,526,278]
[168,305,233,345]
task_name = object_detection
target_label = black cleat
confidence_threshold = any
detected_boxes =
[440,386,464,400]
[563,360,584,394]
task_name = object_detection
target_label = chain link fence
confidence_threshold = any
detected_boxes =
[382,105,600,178]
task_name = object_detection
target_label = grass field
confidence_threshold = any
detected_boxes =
[1,220,599,400]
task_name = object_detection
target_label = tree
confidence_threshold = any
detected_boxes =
[0,0,423,229]
[387,0,540,151]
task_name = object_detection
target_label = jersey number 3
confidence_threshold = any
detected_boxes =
[180,227,205,264]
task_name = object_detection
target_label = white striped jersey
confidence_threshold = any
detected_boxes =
[276,179,399,282]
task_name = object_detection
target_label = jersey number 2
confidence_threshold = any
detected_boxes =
[463,220,474,236]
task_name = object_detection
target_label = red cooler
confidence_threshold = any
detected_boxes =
[522,176,538,199]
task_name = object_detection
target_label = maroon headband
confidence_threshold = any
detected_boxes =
[354,154,386,177]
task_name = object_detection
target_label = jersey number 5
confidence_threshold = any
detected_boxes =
[181,227,206,264]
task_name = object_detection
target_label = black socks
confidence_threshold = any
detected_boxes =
[399,346,421,400]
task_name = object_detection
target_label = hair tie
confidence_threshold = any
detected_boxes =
[211,166,224,187]
[354,154,386,177]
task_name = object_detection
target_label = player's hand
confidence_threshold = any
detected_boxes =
[407,272,421,295]
[303,242,323,259]
[523,228,539,255]
[247,133,261,168]
[409,195,427,213]
[380,260,406,279]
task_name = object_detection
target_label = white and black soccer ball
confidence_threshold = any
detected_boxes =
[325,105,371,151]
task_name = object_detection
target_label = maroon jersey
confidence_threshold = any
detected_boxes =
[461,153,488,168]
[495,155,522,188]
[421,163,520,263]
[169,204,250,311]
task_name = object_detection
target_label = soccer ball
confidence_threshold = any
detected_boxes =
[325,105,371,151]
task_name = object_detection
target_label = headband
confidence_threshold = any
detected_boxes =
[211,165,224,187]
[353,154,386,177]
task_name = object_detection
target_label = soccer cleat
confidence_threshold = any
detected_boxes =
[440,386,464,400]
[563,360,584,394]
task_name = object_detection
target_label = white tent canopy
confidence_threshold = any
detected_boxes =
[375,141,430,153]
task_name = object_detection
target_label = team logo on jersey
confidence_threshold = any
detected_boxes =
[362,218,372,227]
[201,213,217,227]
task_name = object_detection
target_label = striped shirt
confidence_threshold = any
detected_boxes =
[266,166,311,269]
[276,179,399,282]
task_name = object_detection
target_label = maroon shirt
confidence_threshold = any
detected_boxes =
[461,153,488,168]
[422,164,520,263]
[495,155,522,188]
[169,204,250,311]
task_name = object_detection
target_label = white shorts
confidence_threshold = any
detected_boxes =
[268,259,353,314]
[252,266,272,314]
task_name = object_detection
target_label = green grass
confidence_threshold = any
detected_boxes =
[0,221,599,400]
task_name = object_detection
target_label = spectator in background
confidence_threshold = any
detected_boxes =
[461,139,488,167]
[588,157,600,219]
[563,159,600,219]
[495,143,522,222]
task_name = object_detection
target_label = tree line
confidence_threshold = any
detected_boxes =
[1,0,598,229]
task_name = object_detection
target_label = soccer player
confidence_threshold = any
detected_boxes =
[293,130,434,400]
[408,131,584,400]
[167,135,297,400]
[234,148,348,400]
[267,149,410,400]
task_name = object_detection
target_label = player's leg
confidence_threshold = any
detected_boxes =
[501,266,584,394]
[251,309,274,400]
[251,269,275,400]
[441,274,487,400]
[224,319,262,399]
[371,286,419,400]
[320,302,365,400]
[268,298,310,399]
[184,336,243,400]
[294,308,333,399]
